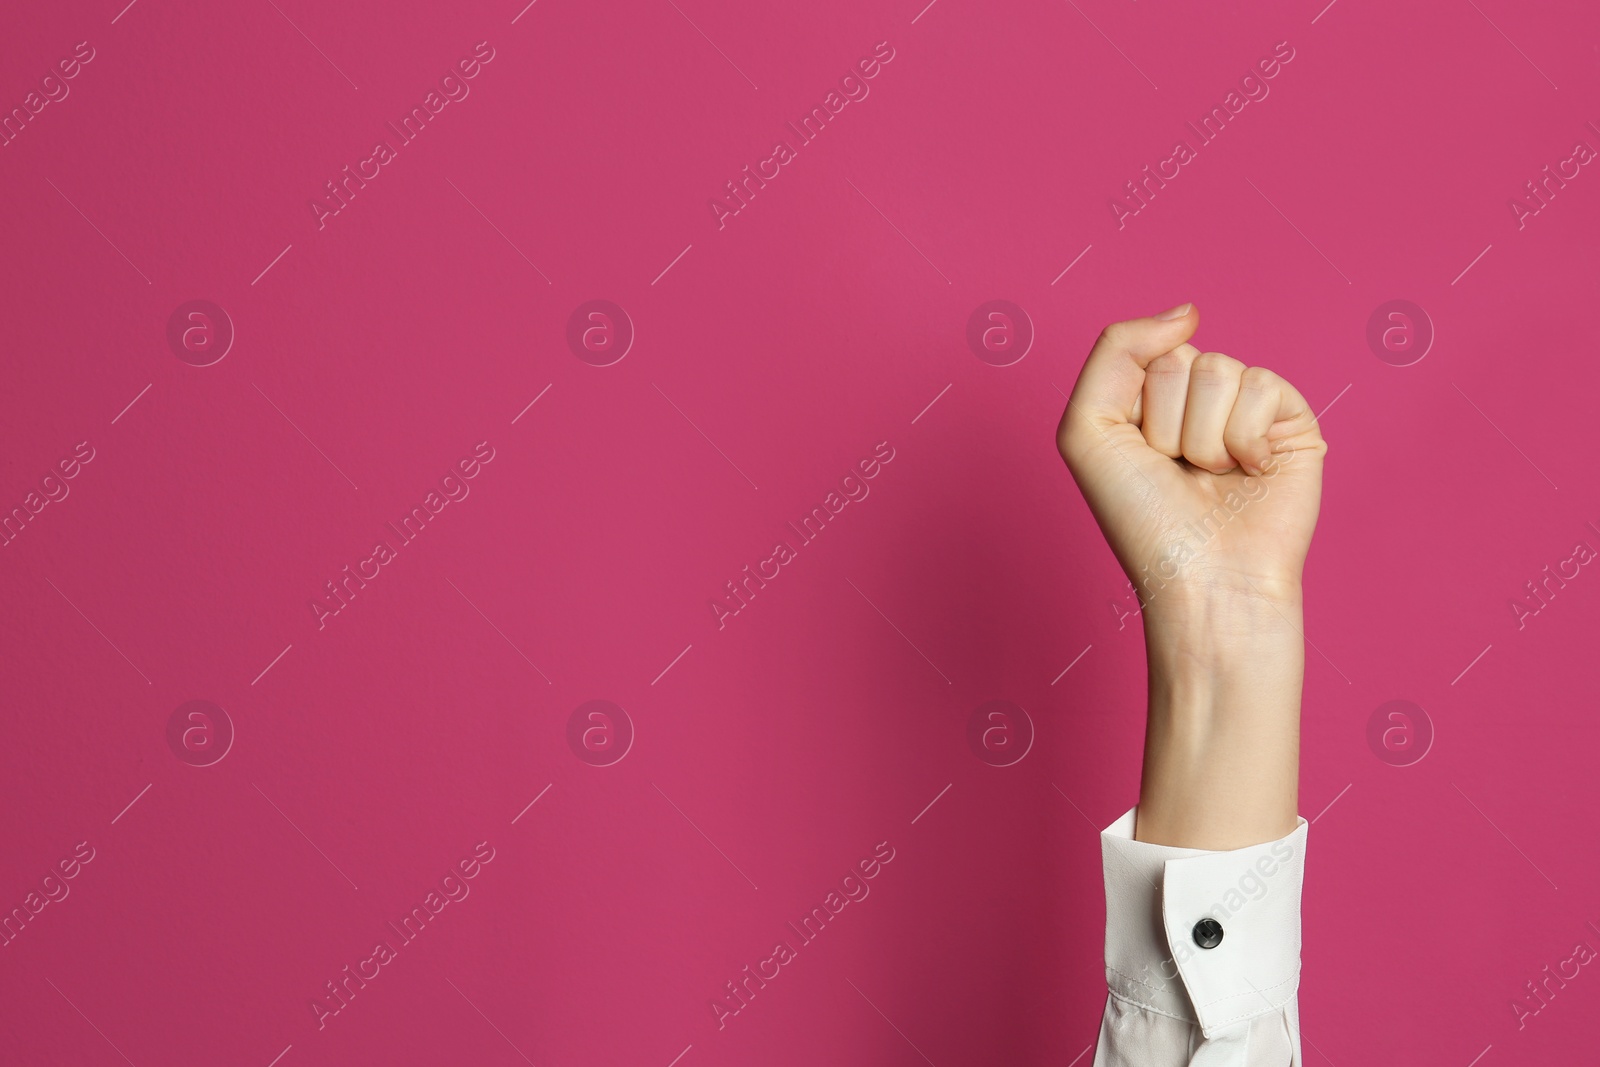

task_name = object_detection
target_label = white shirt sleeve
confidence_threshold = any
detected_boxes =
[1091,808,1309,1067]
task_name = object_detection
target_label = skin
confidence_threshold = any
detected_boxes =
[1056,303,1327,851]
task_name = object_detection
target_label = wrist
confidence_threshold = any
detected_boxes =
[1142,580,1303,673]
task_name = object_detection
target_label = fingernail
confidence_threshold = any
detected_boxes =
[1156,302,1192,321]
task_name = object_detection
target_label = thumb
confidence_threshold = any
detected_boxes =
[1061,303,1199,440]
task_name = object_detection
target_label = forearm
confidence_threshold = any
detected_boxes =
[1133,586,1305,850]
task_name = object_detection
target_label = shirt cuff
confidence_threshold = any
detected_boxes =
[1099,807,1308,1038]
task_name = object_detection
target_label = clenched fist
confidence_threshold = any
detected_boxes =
[1055,303,1326,613]
[1056,303,1327,850]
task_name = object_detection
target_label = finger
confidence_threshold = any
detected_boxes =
[1137,342,1200,457]
[1062,303,1199,442]
[1223,366,1315,475]
[1180,351,1245,473]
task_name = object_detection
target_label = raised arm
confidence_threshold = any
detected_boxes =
[1056,303,1324,849]
[1057,304,1326,1067]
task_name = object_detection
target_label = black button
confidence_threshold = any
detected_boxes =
[1192,918,1224,949]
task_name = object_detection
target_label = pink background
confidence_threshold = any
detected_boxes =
[2,0,1598,1064]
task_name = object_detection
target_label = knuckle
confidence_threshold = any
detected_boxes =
[1190,351,1242,381]
[1239,365,1279,392]
[1096,321,1131,350]
[1145,350,1191,379]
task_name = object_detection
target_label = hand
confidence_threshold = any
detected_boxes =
[1055,304,1328,849]
[1054,303,1326,613]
